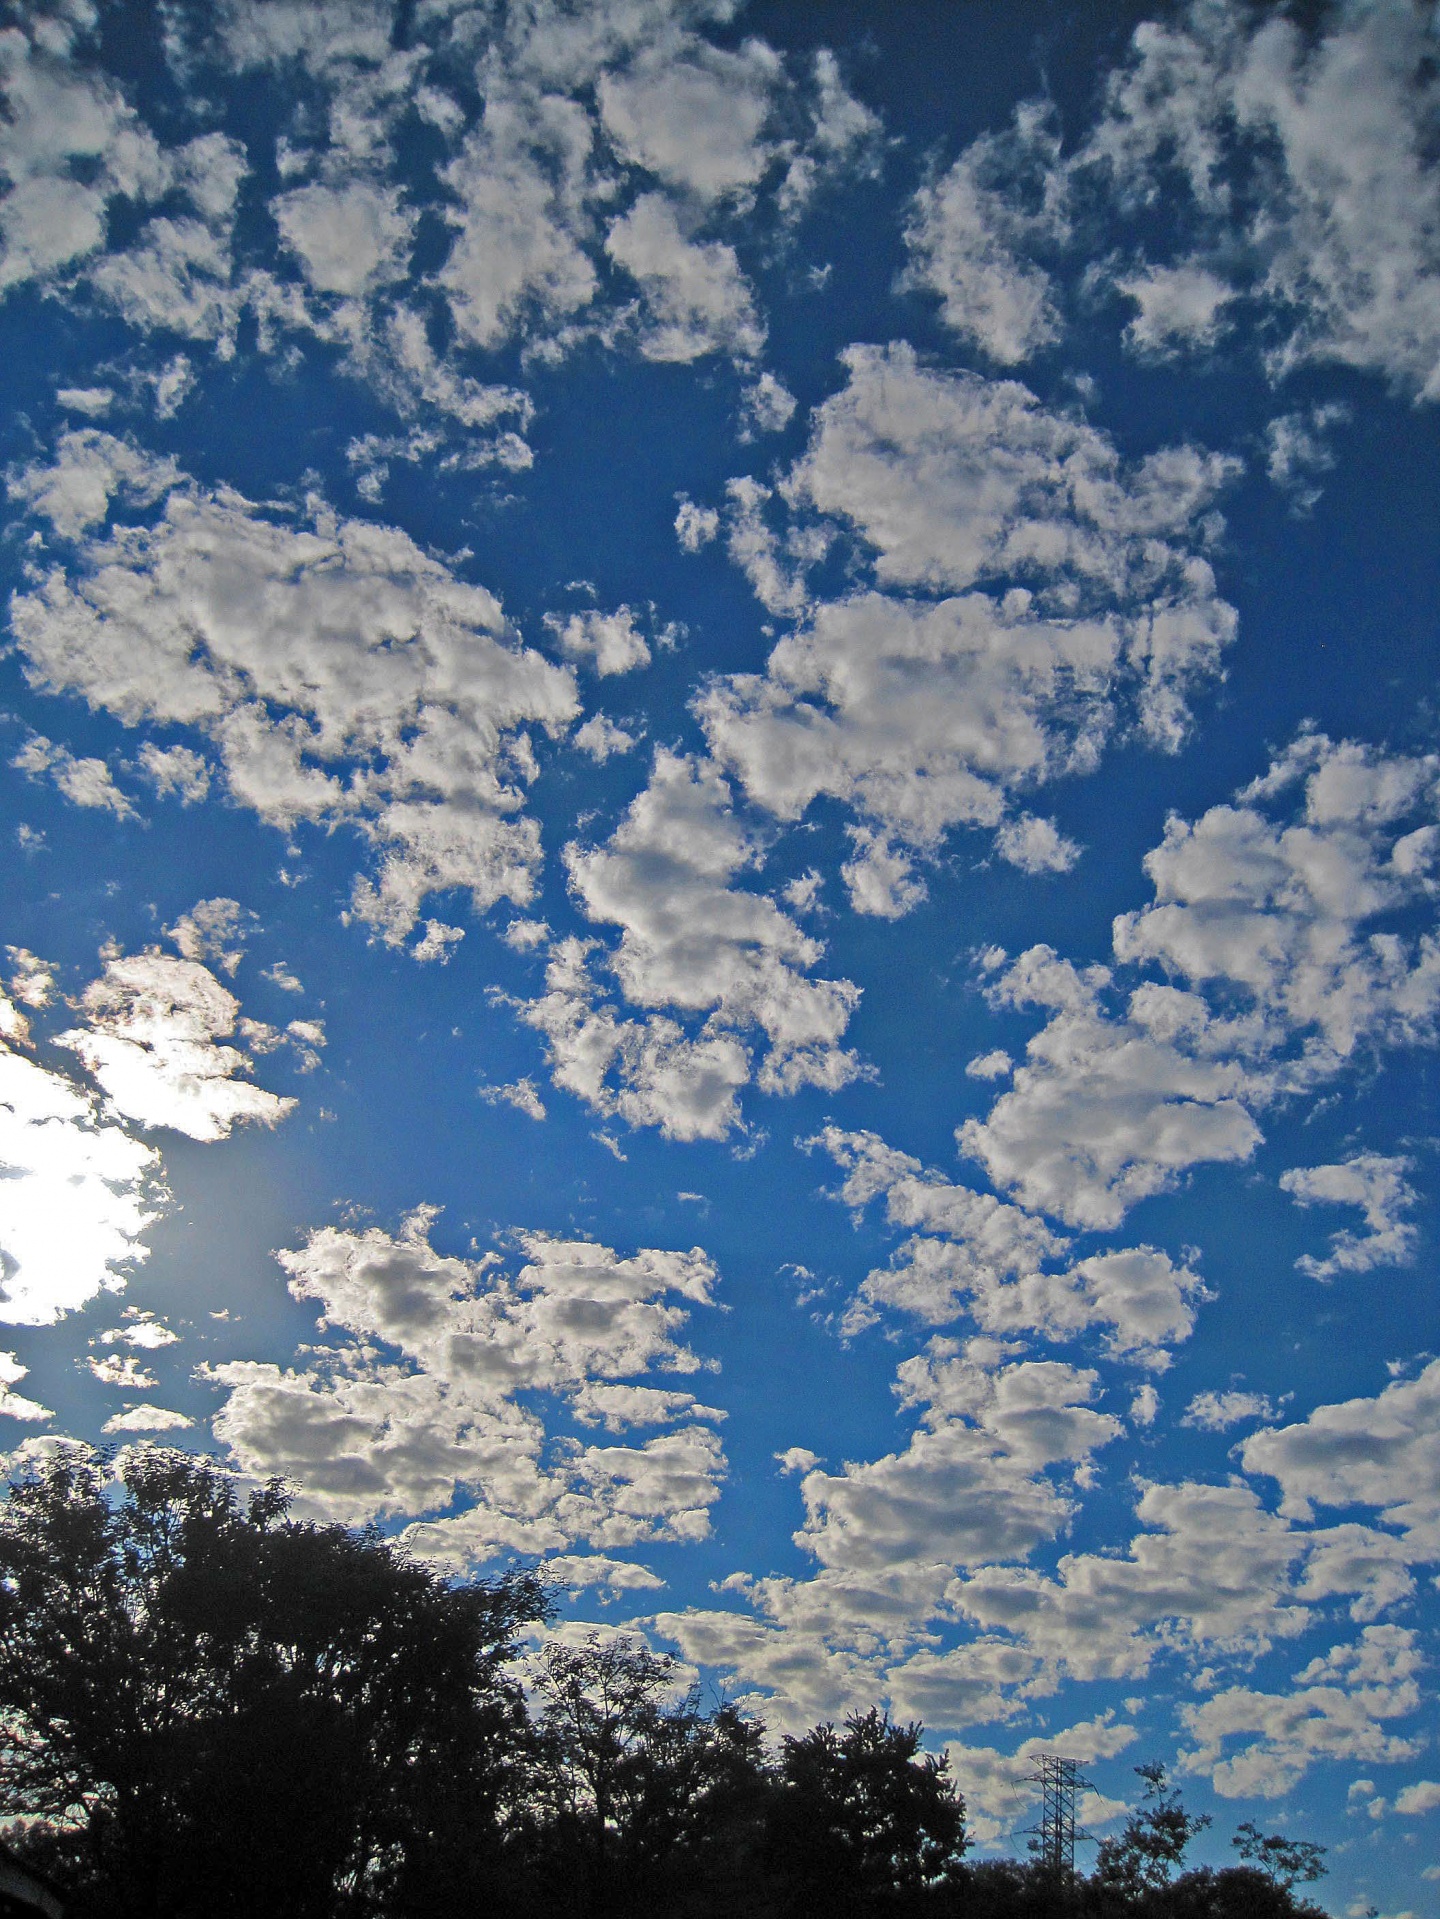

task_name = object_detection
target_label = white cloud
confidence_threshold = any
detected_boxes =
[209,1213,727,1565]
[84,129,248,345]
[925,733,1440,1245]
[6,428,178,539]
[545,604,651,676]
[1280,1153,1419,1279]
[1395,1780,1440,1816]
[1113,734,1440,1067]
[994,814,1080,875]
[1130,1383,1160,1427]
[56,385,114,417]
[11,732,136,819]
[1179,1627,1425,1798]
[9,462,579,945]
[1266,403,1349,513]
[904,104,1066,365]
[781,343,1236,615]
[1182,1389,1282,1431]
[479,1077,547,1121]
[271,178,413,296]
[953,1478,1314,1679]
[0,1353,52,1422]
[1243,1357,1440,1556]
[437,93,598,351]
[138,742,211,804]
[0,10,168,295]
[100,1312,178,1350]
[411,920,465,964]
[57,947,296,1142]
[0,992,162,1325]
[517,752,864,1138]
[1077,2,1440,398]
[790,1355,1118,1591]
[941,1715,1138,1846]
[543,1553,665,1595]
[698,344,1239,910]
[166,897,254,975]
[674,496,719,551]
[85,1352,157,1389]
[812,1124,1207,1357]
[103,1403,193,1433]
[573,714,636,761]
[6,949,55,1011]
[958,949,1262,1231]
[739,371,796,437]
[596,41,779,203]
[839,826,927,920]
[1115,257,1236,355]
[605,192,764,363]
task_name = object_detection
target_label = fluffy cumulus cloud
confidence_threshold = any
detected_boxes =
[1280,1153,1420,1279]
[1113,734,1440,1065]
[11,731,136,819]
[812,1126,1206,1360]
[940,1716,1138,1847]
[58,947,296,1141]
[1243,1358,1440,1558]
[0,6,245,342]
[958,948,1262,1232]
[955,734,1440,1230]
[647,1348,1130,1731]
[605,193,764,363]
[697,343,1239,915]
[516,751,864,1140]
[0,1352,53,1423]
[1179,1627,1425,1799]
[910,1,1440,398]
[952,1478,1314,1681]
[51,0,876,413]
[209,1212,728,1565]
[1078,0,1440,396]
[794,1352,1119,1585]
[903,102,1067,365]
[9,459,579,950]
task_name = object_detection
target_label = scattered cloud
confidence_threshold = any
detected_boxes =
[10,463,580,947]
[516,752,864,1139]
[1179,1627,1425,1798]
[56,946,296,1141]
[209,1213,727,1568]
[1281,1153,1420,1280]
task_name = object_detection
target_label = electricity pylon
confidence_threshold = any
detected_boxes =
[1025,1753,1091,1879]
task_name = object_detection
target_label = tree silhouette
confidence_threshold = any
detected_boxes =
[527,1634,770,1919]
[765,1707,967,1915]
[1092,1765,1210,1898]
[0,1448,546,1919]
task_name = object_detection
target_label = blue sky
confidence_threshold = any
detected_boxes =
[3,0,1440,1907]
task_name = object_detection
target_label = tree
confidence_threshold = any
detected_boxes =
[765,1707,967,1915]
[526,1634,771,1919]
[0,1447,547,1919]
[1092,1765,1210,1899]
[1231,1822,1326,1891]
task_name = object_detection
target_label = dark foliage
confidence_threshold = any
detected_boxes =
[765,1708,968,1915]
[0,1449,546,1919]
[0,1455,1333,1919]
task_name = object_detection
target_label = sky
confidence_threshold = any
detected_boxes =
[3,0,1440,1907]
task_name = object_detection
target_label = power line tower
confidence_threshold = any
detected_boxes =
[1024,1753,1090,1880]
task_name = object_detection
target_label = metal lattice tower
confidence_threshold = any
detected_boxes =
[1026,1754,1089,1878]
